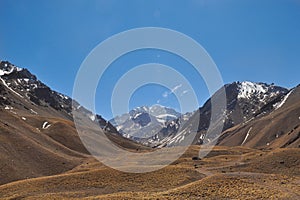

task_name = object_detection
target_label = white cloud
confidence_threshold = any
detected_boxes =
[182,90,188,94]
[180,90,188,96]
[161,84,183,99]
[162,91,168,98]
[171,84,182,93]
[180,90,189,97]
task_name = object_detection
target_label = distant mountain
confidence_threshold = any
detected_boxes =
[110,105,181,139]
[135,81,289,148]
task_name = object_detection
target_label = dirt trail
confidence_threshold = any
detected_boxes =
[195,159,245,177]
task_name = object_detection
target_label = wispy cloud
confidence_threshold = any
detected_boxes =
[171,84,182,93]
[181,90,189,96]
[156,84,184,104]
[161,84,183,99]
[162,91,169,98]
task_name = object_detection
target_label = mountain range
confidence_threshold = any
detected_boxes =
[1,60,299,151]
[0,60,299,199]
[110,81,297,149]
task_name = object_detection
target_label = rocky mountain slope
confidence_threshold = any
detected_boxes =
[0,60,125,132]
[2,60,296,151]
[217,84,300,148]
[129,81,289,148]
[0,60,148,185]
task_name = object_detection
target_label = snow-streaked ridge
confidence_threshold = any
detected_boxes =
[274,89,293,110]
[0,78,24,98]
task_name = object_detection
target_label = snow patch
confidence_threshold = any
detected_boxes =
[179,135,185,143]
[133,112,142,119]
[274,90,293,110]
[0,68,13,76]
[59,94,69,100]
[42,122,51,129]
[241,127,252,145]
[31,84,38,89]
[156,118,166,124]
[30,109,38,115]
[10,110,17,115]
[89,114,96,121]
[4,105,13,110]
[156,114,178,119]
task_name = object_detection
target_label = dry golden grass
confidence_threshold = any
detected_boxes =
[0,145,299,199]
[89,174,299,200]
[0,110,150,186]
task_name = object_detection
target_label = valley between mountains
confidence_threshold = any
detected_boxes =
[0,60,299,199]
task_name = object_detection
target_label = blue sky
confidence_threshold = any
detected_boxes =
[1,0,300,119]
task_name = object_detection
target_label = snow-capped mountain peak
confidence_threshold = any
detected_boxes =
[110,105,181,139]
[129,104,180,122]
[237,81,268,99]
[236,81,287,104]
